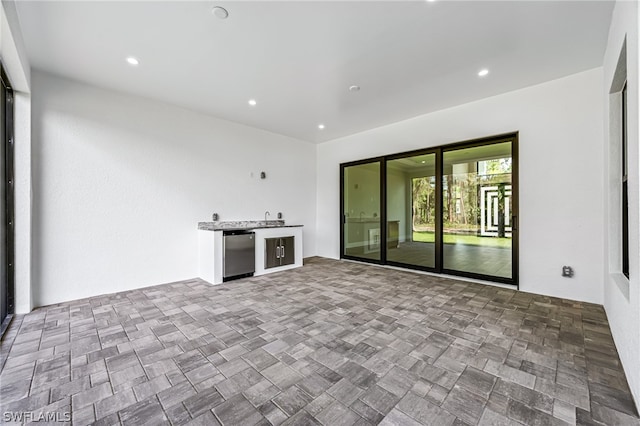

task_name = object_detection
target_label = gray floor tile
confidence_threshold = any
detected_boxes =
[243,348,279,371]
[0,257,637,426]
[350,399,384,424]
[359,384,400,416]
[441,384,487,424]
[272,385,313,416]
[327,378,364,406]
[119,396,168,426]
[296,372,333,398]
[305,393,336,417]
[213,393,264,425]
[163,401,192,425]
[589,381,637,416]
[315,400,362,426]
[72,404,96,425]
[591,402,640,426]
[456,366,497,398]
[95,388,136,420]
[182,387,225,418]
[185,411,221,426]
[398,391,456,425]
[379,408,423,426]
[157,380,196,409]
[494,378,554,414]
[280,410,322,426]
[185,361,219,385]
[218,357,251,378]
[132,374,172,401]
[258,401,288,426]
[243,379,281,407]
[478,408,520,426]
[70,381,112,410]
[378,366,418,397]
[262,362,304,389]
[506,399,566,426]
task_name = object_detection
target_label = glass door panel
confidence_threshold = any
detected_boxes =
[342,161,382,262]
[442,142,513,279]
[386,153,436,268]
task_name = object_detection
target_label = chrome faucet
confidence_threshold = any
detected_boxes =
[265,211,271,222]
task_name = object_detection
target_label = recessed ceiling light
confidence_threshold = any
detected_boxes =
[421,160,426,164]
[349,85,360,92]
[478,69,489,77]
[212,6,229,19]
[318,124,325,130]
[427,0,436,2]
[248,99,257,106]
[126,57,139,66]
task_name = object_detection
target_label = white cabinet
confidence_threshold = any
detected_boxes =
[198,230,223,284]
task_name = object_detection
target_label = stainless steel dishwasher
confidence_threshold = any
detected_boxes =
[223,230,255,281]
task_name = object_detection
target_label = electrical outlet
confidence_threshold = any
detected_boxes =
[562,266,574,278]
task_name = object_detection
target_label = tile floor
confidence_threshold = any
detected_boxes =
[0,257,637,425]
[387,242,512,278]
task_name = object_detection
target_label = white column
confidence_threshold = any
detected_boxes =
[14,92,31,313]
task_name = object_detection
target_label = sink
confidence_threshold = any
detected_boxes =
[261,220,286,227]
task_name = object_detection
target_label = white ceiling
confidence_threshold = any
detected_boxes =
[16,1,614,143]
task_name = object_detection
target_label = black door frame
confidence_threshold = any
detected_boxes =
[340,132,519,287]
[339,156,385,267]
[1,65,15,336]
[384,148,441,273]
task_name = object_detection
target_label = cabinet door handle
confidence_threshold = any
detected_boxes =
[281,246,285,258]
[276,246,280,258]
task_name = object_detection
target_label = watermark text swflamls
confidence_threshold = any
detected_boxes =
[3,411,71,422]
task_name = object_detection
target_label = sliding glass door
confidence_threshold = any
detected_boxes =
[340,134,518,285]
[341,160,382,262]
[386,152,438,269]
[442,141,515,280]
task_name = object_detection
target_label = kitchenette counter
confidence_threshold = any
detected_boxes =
[198,221,304,285]
[198,220,303,231]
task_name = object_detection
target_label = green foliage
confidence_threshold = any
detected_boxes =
[411,176,436,226]
[411,158,511,232]
[482,158,512,174]
[413,231,511,248]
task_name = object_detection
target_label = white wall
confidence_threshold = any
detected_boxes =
[14,93,31,313]
[602,0,640,406]
[31,71,317,307]
[317,68,605,304]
